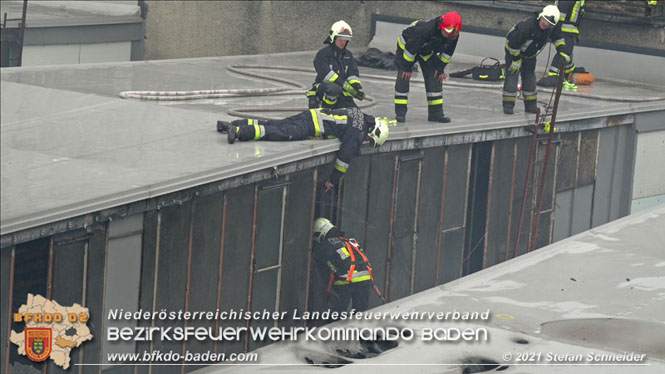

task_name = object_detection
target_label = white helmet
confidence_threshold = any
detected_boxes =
[368,118,389,147]
[313,217,335,243]
[327,20,353,44]
[538,5,560,26]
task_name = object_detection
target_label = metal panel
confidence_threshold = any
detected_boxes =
[535,212,552,250]
[592,126,618,227]
[618,124,637,218]
[635,110,665,133]
[578,130,599,187]
[48,239,85,373]
[553,189,574,242]
[414,147,445,293]
[9,238,49,374]
[610,125,630,221]
[442,145,471,230]
[1,247,11,373]
[340,156,371,245]
[280,170,314,328]
[485,139,515,268]
[255,187,284,269]
[633,131,665,201]
[535,138,558,213]
[248,269,278,352]
[389,156,420,301]
[102,234,142,367]
[107,214,143,238]
[556,132,580,192]
[464,142,491,276]
[187,193,224,364]
[151,202,191,374]
[135,211,158,374]
[364,154,395,308]
[572,184,594,235]
[82,225,107,374]
[219,185,254,355]
[389,235,415,301]
[439,229,464,284]
[510,137,535,257]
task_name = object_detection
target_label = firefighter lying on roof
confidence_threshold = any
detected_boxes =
[216,107,389,193]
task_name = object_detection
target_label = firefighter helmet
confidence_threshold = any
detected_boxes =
[313,217,335,243]
[368,118,389,147]
[326,20,353,44]
[538,5,560,26]
[439,11,462,37]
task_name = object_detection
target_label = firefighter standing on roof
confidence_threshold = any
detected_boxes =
[217,108,389,193]
[313,218,381,313]
[537,0,585,88]
[503,5,573,114]
[307,20,365,109]
[394,12,462,124]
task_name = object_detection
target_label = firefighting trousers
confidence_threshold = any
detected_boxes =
[394,50,443,118]
[548,34,576,76]
[229,111,313,141]
[331,281,370,313]
[502,55,537,111]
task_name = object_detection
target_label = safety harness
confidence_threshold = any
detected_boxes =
[326,238,385,303]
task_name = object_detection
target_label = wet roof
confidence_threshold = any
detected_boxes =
[2,51,664,234]
[193,205,665,374]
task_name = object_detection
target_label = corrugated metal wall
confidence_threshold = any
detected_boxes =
[0,123,641,373]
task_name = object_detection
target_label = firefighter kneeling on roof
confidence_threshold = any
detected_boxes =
[313,218,384,313]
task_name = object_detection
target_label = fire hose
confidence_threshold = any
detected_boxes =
[118,65,665,119]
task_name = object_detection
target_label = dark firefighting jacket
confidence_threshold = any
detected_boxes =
[505,15,567,62]
[555,0,585,35]
[317,236,373,286]
[396,17,458,73]
[312,44,362,100]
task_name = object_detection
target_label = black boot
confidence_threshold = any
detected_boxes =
[217,120,231,133]
[524,101,538,114]
[428,114,451,123]
[428,107,450,123]
[227,127,238,144]
[503,103,514,115]
[396,114,406,123]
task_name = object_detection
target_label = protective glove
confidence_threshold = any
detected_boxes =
[351,82,365,100]
[509,59,522,74]
[343,81,357,97]
[559,52,571,65]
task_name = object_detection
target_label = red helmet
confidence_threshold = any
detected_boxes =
[439,11,462,37]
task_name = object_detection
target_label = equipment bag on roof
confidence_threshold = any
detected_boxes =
[450,57,505,81]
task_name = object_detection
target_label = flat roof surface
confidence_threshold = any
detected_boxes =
[194,205,665,373]
[0,0,141,28]
[2,51,665,234]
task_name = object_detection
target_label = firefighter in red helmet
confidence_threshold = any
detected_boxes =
[394,11,462,123]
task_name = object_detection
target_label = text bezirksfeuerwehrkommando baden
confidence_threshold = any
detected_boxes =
[107,308,490,322]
